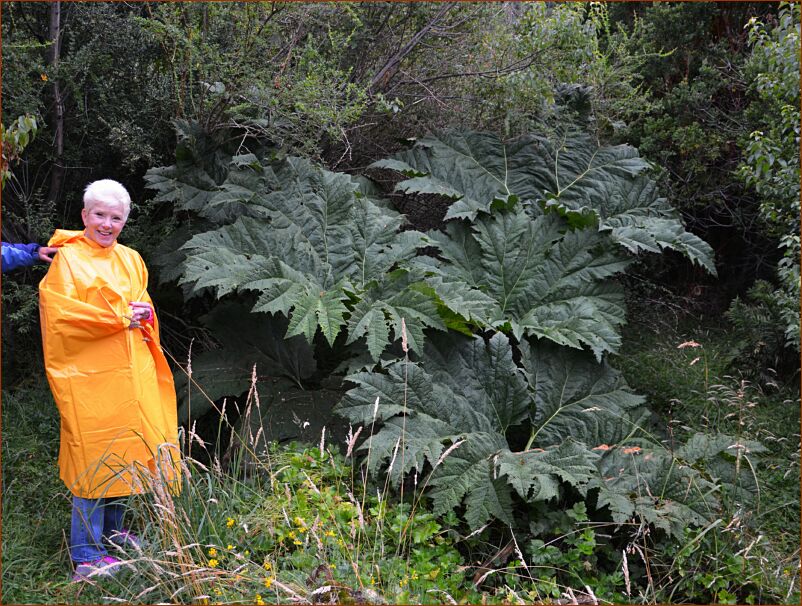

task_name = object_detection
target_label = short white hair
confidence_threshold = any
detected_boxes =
[83,179,132,220]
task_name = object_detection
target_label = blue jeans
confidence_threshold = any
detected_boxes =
[70,496,125,563]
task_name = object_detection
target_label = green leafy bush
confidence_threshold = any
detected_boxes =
[737,2,800,354]
[336,332,760,537]
[726,280,797,378]
[146,122,442,360]
[144,122,759,600]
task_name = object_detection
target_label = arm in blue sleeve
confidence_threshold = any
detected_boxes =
[1,242,40,272]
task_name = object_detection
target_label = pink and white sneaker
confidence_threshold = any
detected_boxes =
[108,529,142,550]
[72,556,122,582]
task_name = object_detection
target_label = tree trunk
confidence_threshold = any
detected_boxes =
[46,0,65,208]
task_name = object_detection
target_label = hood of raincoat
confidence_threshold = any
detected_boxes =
[48,228,84,247]
[39,230,180,498]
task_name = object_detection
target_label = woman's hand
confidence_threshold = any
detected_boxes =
[128,301,154,327]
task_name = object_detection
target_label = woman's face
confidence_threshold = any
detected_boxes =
[81,200,126,247]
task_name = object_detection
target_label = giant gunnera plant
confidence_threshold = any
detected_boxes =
[335,130,758,538]
[145,123,761,571]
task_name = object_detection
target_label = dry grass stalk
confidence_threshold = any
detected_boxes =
[510,525,531,580]
[345,425,363,458]
[435,439,465,468]
[622,548,631,596]
[386,437,402,475]
[346,490,366,529]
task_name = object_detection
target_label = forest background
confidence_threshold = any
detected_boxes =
[1,2,799,604]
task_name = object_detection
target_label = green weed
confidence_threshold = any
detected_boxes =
[614,319,800,604]
[2,385,83,604]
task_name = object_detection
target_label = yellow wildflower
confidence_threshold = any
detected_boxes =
[264,577,274,589]
[293,539,303,546]
[227,544,234,550]
[255,594,265,605]
[243,550,250,557]
[263,561,272,571]
[207,547,217,557]
[297,527,307,534]
[226,517,236,528]
[208,558,219,568]
[288,530,296,539]
[293,516,306,527]
[324,530,335,537]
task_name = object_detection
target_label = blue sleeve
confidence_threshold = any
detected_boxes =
[1,242,40,273]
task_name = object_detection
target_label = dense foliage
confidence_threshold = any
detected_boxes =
[735,2,800,353]
[2,3,798,603]
[337,331,761,536]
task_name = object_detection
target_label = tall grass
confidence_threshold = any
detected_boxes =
[614,319,800,604]
[2,385,75,605]
[3,314,799,604]
[0,361,487,604]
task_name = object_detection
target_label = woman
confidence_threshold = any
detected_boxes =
[39,179,179,581]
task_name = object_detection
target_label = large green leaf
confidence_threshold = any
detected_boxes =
[173,302,317,423]
[144,119,237,215]
[549,176,717,275]
[422,330,530,433]
[346,270,445,360]
[373,130,647,222]
[335,330,751,534]
[590,445,721,538]
[168,152,434,356]
[375,130,715,273]
[496,441,599,502]
[336,332,606,528]
[427,435,517,527]
[585,431,766,538]
[423,211,632,358]
[336,360,457,476]
[145,162,217,213]
[520,340,648,448]
[538,129,649,207]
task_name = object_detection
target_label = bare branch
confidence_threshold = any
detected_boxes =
[368,2,457,94]
[388,49,548,92]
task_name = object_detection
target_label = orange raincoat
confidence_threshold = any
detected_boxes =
[39,230,179,498]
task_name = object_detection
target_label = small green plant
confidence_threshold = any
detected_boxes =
[726,280,798,379]
[614,318,800,604]
[516,503,628,603]
[647,519,799,605]
[1,113,37,189]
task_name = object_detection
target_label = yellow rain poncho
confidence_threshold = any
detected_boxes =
[39,230,179,498]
